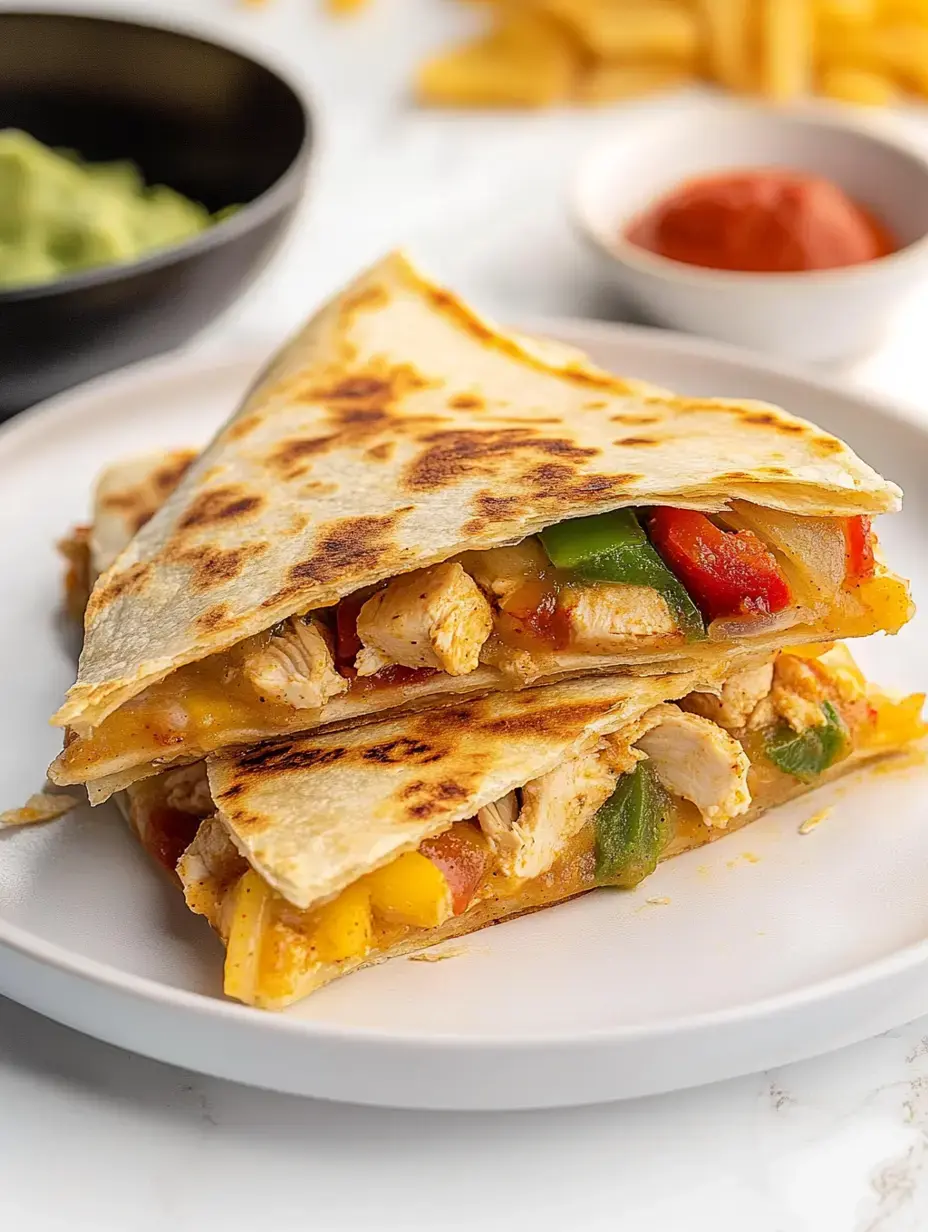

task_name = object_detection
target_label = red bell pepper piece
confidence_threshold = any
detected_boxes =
[647,507,792,623]
[334,593,366,675]
[844,515,875,584]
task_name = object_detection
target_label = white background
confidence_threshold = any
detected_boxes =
[4,0,928,1227]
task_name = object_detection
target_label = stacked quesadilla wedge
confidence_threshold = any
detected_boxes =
[49,255,924,1010]
[49,252,913,806]
[116,646,923,1008]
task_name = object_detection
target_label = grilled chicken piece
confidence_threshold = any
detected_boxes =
[177,815,247,933]
[244,617,348,709]
[459,539,551,605]
[684,661,776,730]
[478,744,619,881]
[355,562,493,677]
[562,583,678,652]
[635,705,750,829]
[748,646,866,733]
[162,763,214,816]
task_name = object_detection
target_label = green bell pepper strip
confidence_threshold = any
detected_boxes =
[763,701,848,783]
[594,760,672,887]
[540,510,706,641]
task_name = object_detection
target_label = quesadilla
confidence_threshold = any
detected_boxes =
[121,643,925,1009]
[49,252,912,802]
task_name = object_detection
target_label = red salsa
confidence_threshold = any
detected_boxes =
[625,170,897,273]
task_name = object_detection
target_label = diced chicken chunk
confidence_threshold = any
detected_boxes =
[478,744,619,881]
[562,583,678,652]
[684,661,775,730]
[355,562,493,677]
[244,617,347,710]
[748,647,865,734]
[636,705,751,829]
[459,539,551,605]
[162,763,214,816]
[177,815,248,933]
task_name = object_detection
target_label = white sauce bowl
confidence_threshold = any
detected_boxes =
[571,103,928,363]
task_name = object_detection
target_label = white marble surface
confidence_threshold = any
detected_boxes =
[4,0,928,1226]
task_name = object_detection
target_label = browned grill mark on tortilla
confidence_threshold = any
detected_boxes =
[152,453,196,494]
[403,779,472,818]
[170,542,269,592]
[477,701,609,738]
[266,364,442,478]
[585,401,608,410]
[287,512,406,586]
[177,486,264,531]
[365,441,396,462]
[195,603,233,635]
[406,428,599,491]
[361,737,445,765]
[231,742,349,776]
[85,561,152,617]
[98,452,196,536]
[612,414,661,427]
[225,411,264,443]
[448,393,484,410]
[472,491,522,520]
[741,410,809,435]
[618,436,658,447]
[339,281,390,322]
[812,436,844,455]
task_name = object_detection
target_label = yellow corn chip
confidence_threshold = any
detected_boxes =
[417,12,577,107]
[543,0,699,61]
[576,60,695,102]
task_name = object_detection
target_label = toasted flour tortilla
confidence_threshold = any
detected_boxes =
[205,655,763,908]
[115,644,924,1009]
[55,250,900,751]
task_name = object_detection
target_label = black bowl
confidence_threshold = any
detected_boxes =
[0,11,311,419]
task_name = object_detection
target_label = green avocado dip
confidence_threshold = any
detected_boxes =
[0,129,224,289]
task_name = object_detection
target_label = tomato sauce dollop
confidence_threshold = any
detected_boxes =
[625,170,897,274]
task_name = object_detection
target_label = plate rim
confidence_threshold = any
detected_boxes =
[2,322,927,1057]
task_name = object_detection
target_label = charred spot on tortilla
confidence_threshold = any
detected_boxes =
[564,472,643,498]
[225,412,264,443]
[232,742,349,775]
[338,280,390,322]
[153,453,196,493]
[361,737,445,765]
[449,393,484,411]
[170,542,269,592]
[740,410,808,435]
[195,604,233,635]
[286,512,405,586]
[812,436,845,455]
[472,491,522,521]
[177,486,264,531]
[365,441,396,462]
[405,428,599,491]
[85,561,152,616]
[402,779,472,818]
[618,437,659,447]
[266,435,335,479]
[609,413,661,425]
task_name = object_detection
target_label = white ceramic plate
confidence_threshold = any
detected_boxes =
[2,323,928,1112]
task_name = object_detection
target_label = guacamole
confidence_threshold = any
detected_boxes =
[0,129,219,289]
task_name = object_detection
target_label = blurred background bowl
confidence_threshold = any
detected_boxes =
[0,11,311,419]
[572,105,928,364]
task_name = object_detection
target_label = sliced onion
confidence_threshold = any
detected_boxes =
[708,606,810,641]
[718,502,847,609]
